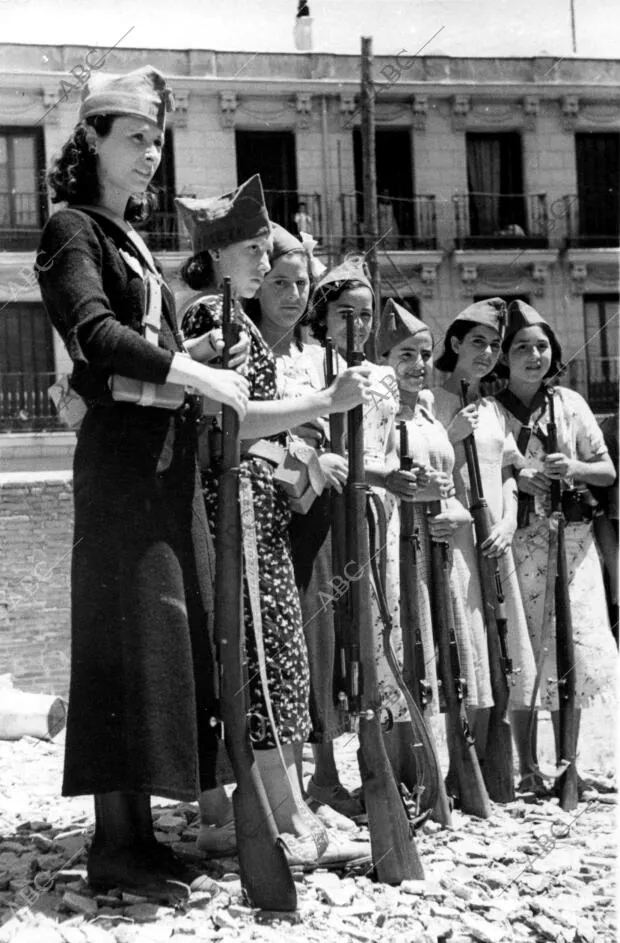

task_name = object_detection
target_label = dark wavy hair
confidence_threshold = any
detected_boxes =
[434,319,506,382]
[496,322,565,382]
[244,247,314,350]
[46,115,157,224]
[308,278,373,345]
[179,251,216,291]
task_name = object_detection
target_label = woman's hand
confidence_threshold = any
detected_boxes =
[448,403,479,443]
[480,517,516,558]
[428,503,469,542]
[544,452,579,481]
[416,469,455,501]
[185,329,250,371]
[319,453,348,493]
[194,366,249,419]
[385,468,418,500]
[327,366,373,413]
[517,467,551,496]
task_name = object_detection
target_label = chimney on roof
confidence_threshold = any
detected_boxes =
[294,0,313,52]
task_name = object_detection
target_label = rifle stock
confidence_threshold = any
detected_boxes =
[428,499,491,819]
[215,278,297,911]
[547,388,579,811]
[344,318,424,882]
[399,422,452,826]
[459,380,515,803]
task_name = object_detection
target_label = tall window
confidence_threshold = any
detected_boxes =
[0,128,46,251]
[353,128,415,247]
[236,130,299,233]
[575,133,620,247]
[141,130,177,251]
[0,302,56,430]
[466,132,525,239]
[582,294,619,412]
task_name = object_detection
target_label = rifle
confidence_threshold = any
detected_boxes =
[398,422,452,826]
[325,339,355,726]
[343,315,424,882]
[214,277,297,911]
[428,499,491,819]
[547,387,579,811]
[459,380,515,803]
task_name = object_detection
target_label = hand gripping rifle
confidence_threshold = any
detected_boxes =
[459,380,515,803]
[427,498,491,819]
[343,316,424,883]
[214,277,297,911]
[398,422,452,826]
[547,387,579,812]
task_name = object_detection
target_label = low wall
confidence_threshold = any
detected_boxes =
[0,472,73,696]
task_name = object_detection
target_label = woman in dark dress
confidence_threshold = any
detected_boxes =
[36,66,249,900]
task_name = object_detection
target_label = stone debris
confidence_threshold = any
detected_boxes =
[0,731,615,943]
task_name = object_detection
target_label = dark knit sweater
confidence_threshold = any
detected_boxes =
[37,207,179,402]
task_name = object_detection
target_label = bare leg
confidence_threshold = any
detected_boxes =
[551,708,582,777]
[256,746,326,840]
[311,742,341,789]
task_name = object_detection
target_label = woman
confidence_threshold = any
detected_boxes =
[246,225,364,822]
[307,261,425,792]
[175,195,372,862]
[377,299,470,732]
[494,300,617,791]
[36,67,250,900]
[431,299,537,790]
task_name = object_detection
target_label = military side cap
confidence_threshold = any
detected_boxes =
[376,298,429,358]
[270,223,304,263]
[313,256,373,297]
[175,175,271,253]
[79,65,173,131]
[505,299,549,343]
[453,297,507,337]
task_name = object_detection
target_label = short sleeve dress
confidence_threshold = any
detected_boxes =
[182,297,311,747]
[430,387,537,710]
[496,386,617,710]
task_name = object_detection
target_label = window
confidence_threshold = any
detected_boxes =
[141,130,178,251]
[236,130,301,233]
[353,128,416,248]
[0,302,57,430]
[0,128,46,251]
[581,294,619,412]
[574,133,620,247]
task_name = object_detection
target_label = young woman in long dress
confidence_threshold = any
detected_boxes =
[494,300,617,791]
[431,299,537,789]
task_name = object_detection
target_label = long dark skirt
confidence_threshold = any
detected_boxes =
[62,403,218,800]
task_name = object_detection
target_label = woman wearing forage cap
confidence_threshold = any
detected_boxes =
[494,300,617,795]
[177,190,371,864]
[37,66,249,900]
[377,300,471,744]
[431,299,537,802]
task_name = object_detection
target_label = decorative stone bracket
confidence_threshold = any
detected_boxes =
[523,95,540,132]
[570,261,588,295]
[173,91,189,128]
[295,93,313,131]
[530,261,549,296]
[459,262,478,296]
[412,95,429,132]
[42,90,60,124]
[419,261,439,298]
[452,95,471,132]
[562,96,580,132]
[339,94,357,129]
[219,91,238,129]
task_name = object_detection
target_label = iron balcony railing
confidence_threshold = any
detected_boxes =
[564,356,619,414]
[453,192,549,250]
[563,194,620,249]
[0,190,44,251]
[0,372,64,432]
[339,192,437,251]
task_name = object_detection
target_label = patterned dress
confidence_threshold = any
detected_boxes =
[182,296,311,747]
[496,386,617,710]
[399,401,469,716]
[430,388,537,710]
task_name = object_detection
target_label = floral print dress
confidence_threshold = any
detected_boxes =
[430,388,537,710]
[182,296,311,747]
[496,386,617,710]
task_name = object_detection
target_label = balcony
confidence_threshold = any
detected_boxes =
[564,357,619,414]
[0,372,63,433]
[453,193,550,251]
[339,192,437,252]
[0,191,44,251]
[563,194,620,249]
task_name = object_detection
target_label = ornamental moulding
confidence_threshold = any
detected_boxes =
[452,95,471,132]
[219,91,237,129]
[561,96,580,132]
[412,95,429,132]
[173,91,189,128]
[295,93,313,131]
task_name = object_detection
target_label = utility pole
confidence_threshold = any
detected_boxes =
[360,36,380,361]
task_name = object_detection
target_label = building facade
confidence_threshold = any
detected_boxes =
[0,44,618,444]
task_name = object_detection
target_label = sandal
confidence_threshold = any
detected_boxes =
[517,772,552,798]
[306,777,365,820]
[283,832,372,872]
